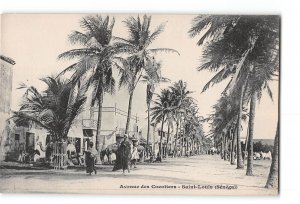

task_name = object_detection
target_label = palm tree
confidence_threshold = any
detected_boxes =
[12,77,86,142]
[243,21,279,175]
[182,102,204,156]
[169,80,193,155]
[209,93,248,164]
[116,15,179,134]
[150,89,174,156]
[189,15,279,171]
[140,58,170,156]
[58,15,117,155]
[189,15,257,169]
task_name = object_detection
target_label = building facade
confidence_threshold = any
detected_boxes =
[67,104,140,154]
[0,54,171,161]
[1,103,141,161]
[0,55,15,161]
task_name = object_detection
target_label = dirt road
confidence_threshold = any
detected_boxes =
[0,154,277,195]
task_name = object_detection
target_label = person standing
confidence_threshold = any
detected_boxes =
[84,142,97,175]
[113,134,132,174]
[131,145,139,168]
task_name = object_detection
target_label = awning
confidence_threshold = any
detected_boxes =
[68,125,84,138]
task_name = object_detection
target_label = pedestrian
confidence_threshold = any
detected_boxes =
[84,142,97,175]
[112,134,131,174]
[131,145,139,168]
[155,152,162,162]
[18,150,26,162]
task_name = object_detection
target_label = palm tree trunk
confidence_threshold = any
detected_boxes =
[125,91,134,134]
[182,120,187,156]
[191,139,194,155]
[265,121,279,189]
[153,125,156,155]
[96,90,103,152]
[95,90,104,164]
[125,71,138,134]
[226,136,229,161]
[221,136,224,159]
[246,91,257,176]
[174,121,179,157]
[166,123,171,158]
[229,139,232,162]
[179,119,183,157]
[244,124,250,164]
[146,103,151,157]
[159,116,165,156]
[231,128,236,165]
[236,83,246,169]
[223,135,227,161]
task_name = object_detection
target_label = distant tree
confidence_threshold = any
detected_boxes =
[169,80,193,155]
[253,141,264,152]
[150,89,173,156]
[253,141,273,153]
[140,59,170,156]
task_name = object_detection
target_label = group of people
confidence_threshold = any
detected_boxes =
[16,134,140,175]
[85,134,140,175]
[17,149,40,163]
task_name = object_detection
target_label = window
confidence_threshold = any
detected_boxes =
[15,134,20,140]
[83,129,93,137]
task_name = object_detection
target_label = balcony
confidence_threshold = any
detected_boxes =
[116,128,139,138]
[82,119,97,130]
[90,105,139,122]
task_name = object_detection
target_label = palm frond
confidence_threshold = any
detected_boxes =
[201,67,231,93]
[68,31,89,45]
[11,111,50,130]
[265,83,273,101]
[146,22,166,46]
[58,48,99,60]
[148,48,180,55]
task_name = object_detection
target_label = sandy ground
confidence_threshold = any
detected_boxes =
[0,154,277,195]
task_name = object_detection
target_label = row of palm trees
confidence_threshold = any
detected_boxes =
[150,80,205,157]
[189,15,279,188]
[57,15,179,156]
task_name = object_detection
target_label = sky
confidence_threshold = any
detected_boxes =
[1,14,279,139]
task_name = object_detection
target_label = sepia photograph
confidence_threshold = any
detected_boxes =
[0,13,279,195]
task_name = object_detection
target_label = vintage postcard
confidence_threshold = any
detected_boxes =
[0,14,279,195]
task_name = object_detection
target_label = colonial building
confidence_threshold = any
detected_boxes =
[66,104,140,154]
[1,103,141,161]
[0,55,15,161]
[142,124,175,156]
[0,54,172,162]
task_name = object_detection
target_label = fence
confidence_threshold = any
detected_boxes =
[52,142,68,170]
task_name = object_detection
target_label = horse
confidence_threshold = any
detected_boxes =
[100,143,118,164]
[261,151,272,160]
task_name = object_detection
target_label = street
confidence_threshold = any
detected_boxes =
[0,155,277,195]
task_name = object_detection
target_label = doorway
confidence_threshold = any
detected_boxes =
[25,132,35,152]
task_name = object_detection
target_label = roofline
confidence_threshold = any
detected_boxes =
[0,55,16,65]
